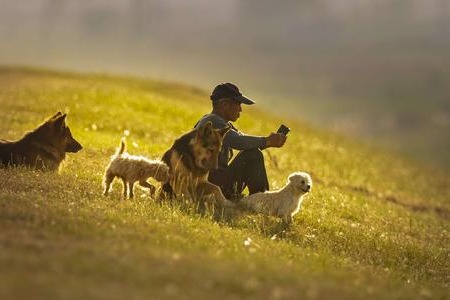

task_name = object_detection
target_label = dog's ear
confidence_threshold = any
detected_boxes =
[53,113,67,130]
[197,121,214,138]
[47,111,63,121]
[288,173,297,183]
[217,125,231,138]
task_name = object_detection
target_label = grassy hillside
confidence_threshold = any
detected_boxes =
[0,67,449,300]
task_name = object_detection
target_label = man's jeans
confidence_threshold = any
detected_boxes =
[208,149,269,201]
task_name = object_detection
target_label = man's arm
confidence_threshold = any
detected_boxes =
[222,124,287,150]
[224,128,266,150]
[196,113,285,150]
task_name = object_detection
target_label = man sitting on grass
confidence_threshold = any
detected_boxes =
[194,83,286,201]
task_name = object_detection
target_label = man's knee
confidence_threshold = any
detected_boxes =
[240,148,264,164]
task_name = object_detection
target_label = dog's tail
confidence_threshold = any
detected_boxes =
[116,138,126,155]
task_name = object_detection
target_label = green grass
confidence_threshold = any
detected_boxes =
[0,67,449,300]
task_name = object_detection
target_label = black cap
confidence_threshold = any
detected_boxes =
[210,83,255,105]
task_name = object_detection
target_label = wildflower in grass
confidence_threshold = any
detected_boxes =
[244,237,260,250]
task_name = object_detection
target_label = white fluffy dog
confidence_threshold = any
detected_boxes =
[103,139,170,199]
[239,172,312,224]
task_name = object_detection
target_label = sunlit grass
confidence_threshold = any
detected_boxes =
[0,67,449,300]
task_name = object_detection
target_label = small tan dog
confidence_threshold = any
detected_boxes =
[239,172,312,224]
[103,138,170,199]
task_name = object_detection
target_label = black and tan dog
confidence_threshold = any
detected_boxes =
[0,112,82,171]
[161,121,233,208]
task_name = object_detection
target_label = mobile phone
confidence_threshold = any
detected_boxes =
[277,124,290,136]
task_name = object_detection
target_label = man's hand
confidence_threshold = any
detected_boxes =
[265,132,287,148]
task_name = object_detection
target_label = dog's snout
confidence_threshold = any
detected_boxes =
[306,185,311,192]
[66,141,83,153]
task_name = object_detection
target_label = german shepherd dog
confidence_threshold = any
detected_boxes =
[161,121,233,208]
[0,112,83,171]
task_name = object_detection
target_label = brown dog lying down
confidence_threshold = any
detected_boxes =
[0,112,83,171]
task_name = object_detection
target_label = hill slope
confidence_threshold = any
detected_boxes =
[0,67,449,300]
